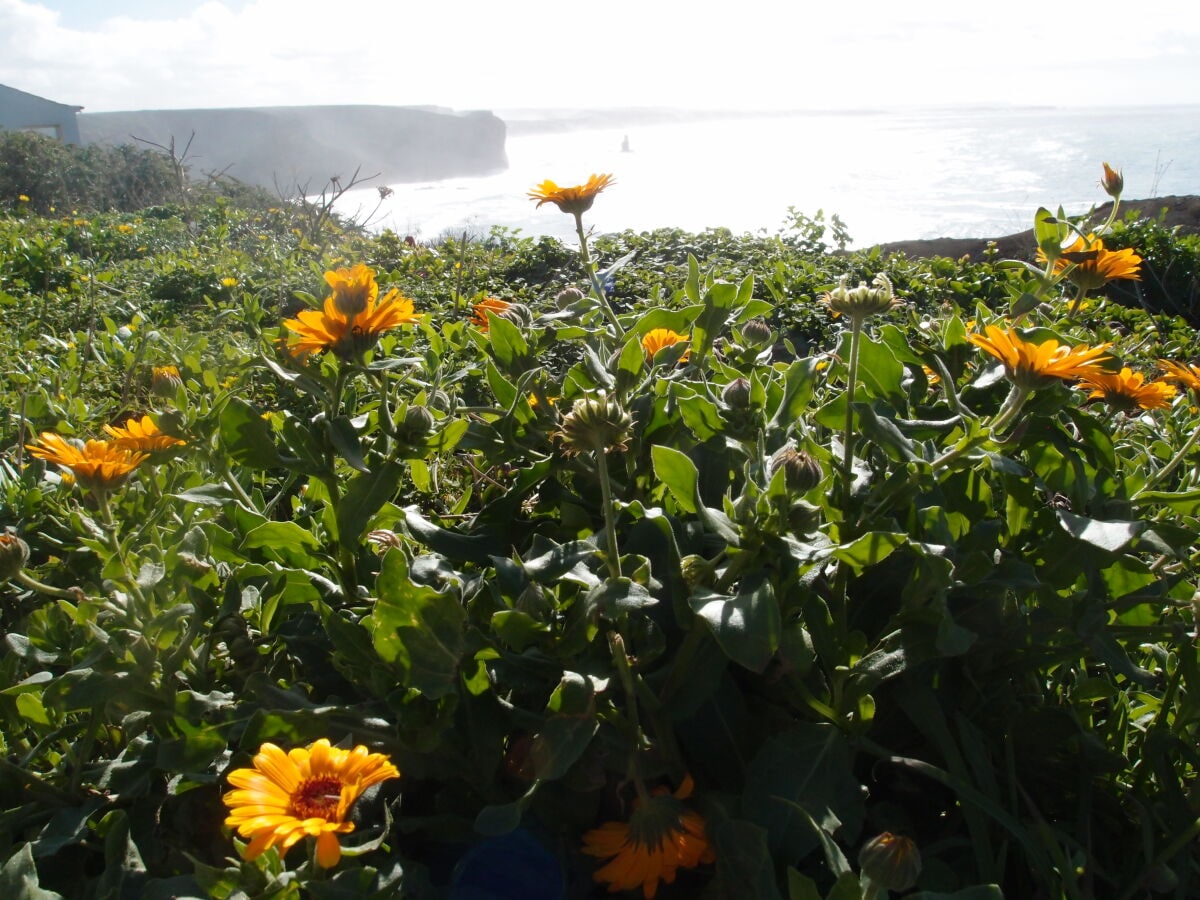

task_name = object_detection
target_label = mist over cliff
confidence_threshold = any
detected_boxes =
[78,105,507,192]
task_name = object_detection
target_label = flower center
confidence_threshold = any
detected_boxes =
[289,776,345,821]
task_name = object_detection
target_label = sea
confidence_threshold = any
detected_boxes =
[333,104,1200,248]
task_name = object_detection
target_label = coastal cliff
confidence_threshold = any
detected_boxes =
[78,105,507,192]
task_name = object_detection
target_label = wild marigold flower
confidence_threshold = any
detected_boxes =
[528,174,614,216]
[858,832,921,892]
[556,393,633,455]
[1037,234,1141,292]
[283,265,418,359]
[582,776,715,899]
[1158,359,1200,395]
[1075,367,1176,412]
[641,328,690,363]
[471,297,513,331]
[104,414,187,451]
[966,325,1111,391]
[222,739,400,868]
[25,433,148,492]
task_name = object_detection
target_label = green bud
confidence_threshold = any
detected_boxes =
[0,533,30,583]
[770,447,822,493]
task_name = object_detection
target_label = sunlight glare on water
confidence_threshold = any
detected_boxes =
[336,106,1200,247]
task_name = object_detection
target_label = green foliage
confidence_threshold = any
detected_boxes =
[2,182,1200,899]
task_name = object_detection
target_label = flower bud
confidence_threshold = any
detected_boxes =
[0,533,30,583]
[722,377,752,409]
[821,273,900,323]
[428,389,453,412]
[769,447,822,493]
[680,554,716,588]
[555,287,585,308]
[556,392,633,455]
[858,832,921,892]
[1101,162,1123,199]
[151,365,183,399]
[497,302,533,328]
[741,318,773,347]
[397,405,435,442]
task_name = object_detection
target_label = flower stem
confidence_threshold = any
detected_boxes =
[12,569,80,601]
[1134,423,1200,497]
[595,449,623,580]
[608,631,650,802]
[574,212,624,338]
[840,316,865,509]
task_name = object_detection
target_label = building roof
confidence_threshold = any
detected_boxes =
[0,82,84,113]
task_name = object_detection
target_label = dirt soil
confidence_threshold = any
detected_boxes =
[870,196,1200,261]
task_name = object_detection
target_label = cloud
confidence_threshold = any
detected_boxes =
[1,0,1198,112]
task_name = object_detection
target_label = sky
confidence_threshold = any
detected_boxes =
[2,0,1199,114]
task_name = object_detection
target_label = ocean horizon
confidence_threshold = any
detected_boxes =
[334,104,1200,248]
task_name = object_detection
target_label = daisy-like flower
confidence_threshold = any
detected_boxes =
[1158,359,1200,395]
[641,328,691,363]
[471,297,512,331]
[528,174,614,216]
[582,775,715,899]
[222,739,400,868]
[1075,366,1176,412]
[283,265,418,360]
[25,433,148,492]
[966,325,1112,391]
[1037,234,1142,292]
[104,414,186,451]
[821,273,901,324]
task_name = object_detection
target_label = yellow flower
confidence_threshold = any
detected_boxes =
[582,775,715,899]
[103,414,186,451]
[1075,367,1176,411]
[966,325,1111,390]
[18,194,30,202]
[528,174,614,216]
[221,277,239,288]
[25,433,147,492]
[1038,234,1142,292]
[641,328,691,363]
[471,297,512,331]
[1101,162,1123,198]
[1158,359,1200,395]
[116,223,136,234]
[283,265,418,359]
[325,263,378,317]
[222,739,400,868]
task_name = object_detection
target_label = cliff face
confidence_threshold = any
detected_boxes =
[78,105,507,192]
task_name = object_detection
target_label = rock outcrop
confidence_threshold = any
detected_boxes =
[78,105,507,193]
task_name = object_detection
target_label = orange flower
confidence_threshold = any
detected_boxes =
[1037,234,1141,292]
[582,776,715,899]
[528,174,614,216]
[104,414,186,451]
[641,328,691,363]
[25,433,147,492]
[1075,367,1176,411]
[283,265,417,359]
[1158,359,1200,395]
[1101,162,1123,198]
[966,325,1111,390]
[223,739,399,868]
[471,297,512,331]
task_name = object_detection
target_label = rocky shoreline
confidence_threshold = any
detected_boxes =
[870,196,1200,261]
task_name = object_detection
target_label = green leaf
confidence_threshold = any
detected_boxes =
[0,844,64,899]
[689,572,781,673]
[328,415,369,472]
[769,357,819,427]
[832,532,907,574]
[170,483,237,507]
[337,461,405,546]
[1055,510,1145,553]
[651,445,699,514]
[486,312,529,370]
[239,521,320,567]
[368,550,466,699]
[474,781,540,836]
[530,713,598,781]
[218,397,281,469]
[711,818,784,900]
[742,723,865,862]
[404,508,504,564]
[1132,487,1200,515]
[839,331,905,405]
[584,578,658,617]
[910,889,1004,900]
